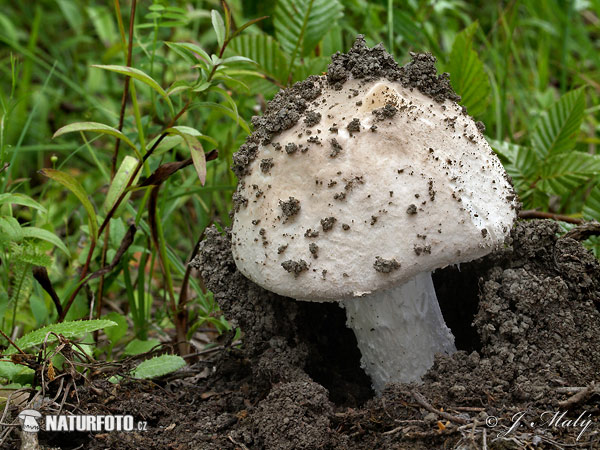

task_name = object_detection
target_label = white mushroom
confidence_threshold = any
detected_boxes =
[231,37,518,393]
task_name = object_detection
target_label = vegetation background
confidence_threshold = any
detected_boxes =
[0,0,598,383]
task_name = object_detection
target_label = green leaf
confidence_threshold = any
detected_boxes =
[165,42,211,68]
[92,65,174,115]
[13,243,52,267]
[274,0,344,57]
[537,152,600,196]
[53,122,138,154]
[39,168,98,243]
[164,128,207,185]
[229,33,289,82]
[103,312,128,345]
[0,194,47,214]
[191,142,207,186]
[5,320,117,355]
[583,184,600,221]
[446,22,491,117]
[166,125,218,147]
[211,10,226,49]
[531,88,585,159]
[0,216,23,243]
[131,355,186,379]
[21,227,70,257]
[0,361,34,384]
[123,338,161,356]
[488,139,539,191]
[102,156,140,218]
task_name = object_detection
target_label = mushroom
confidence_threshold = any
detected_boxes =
[230,37,517,393]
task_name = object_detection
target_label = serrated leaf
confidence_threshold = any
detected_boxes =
[102,156,140,217]
[0,194,47,214]
[537,152,600,196]
[211,10,226,49]
[531,88,585,158]
[131,354,186,379]
[229,33,289,83]
[39,168,98,243]
[21,227,70,257]
[13,243,52,267]
[5,320,117,355]
[53,122,138,153]
[446,22,491,117]
[583,184,600,221]
[274,0,343,57]
[488,139,539,191]
[92,65,174,115]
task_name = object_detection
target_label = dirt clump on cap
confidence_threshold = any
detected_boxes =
[327,35,460,104]
[232,35,462,184]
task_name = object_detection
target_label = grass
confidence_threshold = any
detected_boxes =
[0,0,598,380]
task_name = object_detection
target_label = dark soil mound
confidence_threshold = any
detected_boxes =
[12,219,599,449]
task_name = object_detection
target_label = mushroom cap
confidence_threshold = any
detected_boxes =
[231,41,517,302]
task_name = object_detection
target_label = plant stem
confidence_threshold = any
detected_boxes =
[59,101,191,322]
[97,0,137,324]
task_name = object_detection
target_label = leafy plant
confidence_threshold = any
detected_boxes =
[3,319,116,355]
[0,319,116,384]
[491,89,593,212]
[445,22,491,117]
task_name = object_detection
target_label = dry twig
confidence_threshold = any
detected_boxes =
[410,391,469,425]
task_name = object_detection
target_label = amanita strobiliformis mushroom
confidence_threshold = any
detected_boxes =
[230,37,518,393]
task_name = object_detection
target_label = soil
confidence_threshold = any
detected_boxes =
[5,219,599,449]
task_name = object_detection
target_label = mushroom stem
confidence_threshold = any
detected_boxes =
[342,271,456,393]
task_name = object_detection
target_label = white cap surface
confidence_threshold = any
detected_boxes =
[231,77,517,301]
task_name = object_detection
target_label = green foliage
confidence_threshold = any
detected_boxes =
[5,319,117,355]
[274,0,343,58]
[53,122,138,155]
[39,168,99,244]
[92,65,174,115]
[130,354,186,379]
[446,22,491,117]
[531,89,586,158]
[103,156,140,217]
[490,89,592,210]
[124,338,161,356]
